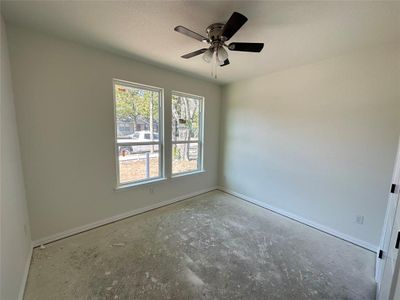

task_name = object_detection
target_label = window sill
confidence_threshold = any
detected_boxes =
[171,169,206,179]
[114,170,206,191]
[115,177,167,191]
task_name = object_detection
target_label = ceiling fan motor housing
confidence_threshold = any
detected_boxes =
[206,23,226,46]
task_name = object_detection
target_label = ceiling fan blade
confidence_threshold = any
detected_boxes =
[221,12,248,41]
[174,26,208,43]
[228,42,264,52]
[220,59,230,67]
[181,48,208,59]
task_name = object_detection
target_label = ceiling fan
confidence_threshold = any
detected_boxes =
[174,12,264,77]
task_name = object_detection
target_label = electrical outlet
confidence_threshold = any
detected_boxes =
[149,187,154,194]
[356,215,364,225]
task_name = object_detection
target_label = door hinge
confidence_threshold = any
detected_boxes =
[396,232,400,250]
[391,184,397,194]
[378,250,383,259]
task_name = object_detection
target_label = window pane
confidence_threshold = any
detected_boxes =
[172,94,200,142]
[172,143,199,174]
[115,83,160,141]
[118,145,160,184]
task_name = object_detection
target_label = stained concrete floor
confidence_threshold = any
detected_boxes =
[24,191,376,299]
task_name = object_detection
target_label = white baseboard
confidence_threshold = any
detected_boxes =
[18,244,33,300]
[23,185,377,299]
[218,186,378,253]
[33,186,218,247]
[33,185,378,252]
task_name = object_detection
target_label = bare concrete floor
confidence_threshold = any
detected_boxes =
[24,191,376,299]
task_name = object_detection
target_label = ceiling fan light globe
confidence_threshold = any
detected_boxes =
[217,47,228,62]
[202,49,213,63]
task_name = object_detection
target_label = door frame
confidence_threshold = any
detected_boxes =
[376,137,400,296]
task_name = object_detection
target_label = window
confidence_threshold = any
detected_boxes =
[171,92,204,175]
[113,79,163,187]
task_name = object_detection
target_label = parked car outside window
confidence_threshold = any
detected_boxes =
[118,131,160,156]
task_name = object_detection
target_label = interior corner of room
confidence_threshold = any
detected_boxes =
[1,1,400,299]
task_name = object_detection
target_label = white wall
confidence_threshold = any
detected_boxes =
[219,44,400,249]
[0,16,32,300]
[6,25,221,242]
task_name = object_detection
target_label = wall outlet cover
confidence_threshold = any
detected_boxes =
[356,215,365,225]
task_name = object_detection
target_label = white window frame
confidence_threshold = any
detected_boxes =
[113,79,164,188]
[171,91,204,177]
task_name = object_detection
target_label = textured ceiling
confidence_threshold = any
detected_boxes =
[1,1,400,83]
